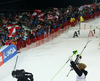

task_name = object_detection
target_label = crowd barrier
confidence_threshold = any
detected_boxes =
[79,22,100,30]
[16,11,100,52]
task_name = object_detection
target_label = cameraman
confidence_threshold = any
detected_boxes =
[12,69,34,81]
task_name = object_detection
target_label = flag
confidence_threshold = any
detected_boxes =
[7,24,20,37]
[32,9,42,18]
[34,9,41,13]
[38,18,44,21]
[47,14,53,20]
[38,13,44,18]
[32,12,37,18]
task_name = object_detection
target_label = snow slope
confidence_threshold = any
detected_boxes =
[0,18,100,81]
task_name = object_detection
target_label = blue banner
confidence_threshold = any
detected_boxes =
[2,45,17,63]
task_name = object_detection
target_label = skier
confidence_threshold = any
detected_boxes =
[12,69,34,81]
[69,55,88,81]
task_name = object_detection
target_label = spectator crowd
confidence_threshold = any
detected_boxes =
[0,3,100,49]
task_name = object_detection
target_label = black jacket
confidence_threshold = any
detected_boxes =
[70,61,88,76]
[12,70,33,81]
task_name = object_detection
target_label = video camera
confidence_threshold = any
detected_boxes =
[12,69,34,81]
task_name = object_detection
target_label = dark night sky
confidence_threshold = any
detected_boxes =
[0,0,99,11]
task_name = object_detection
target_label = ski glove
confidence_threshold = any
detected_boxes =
[75,54,82,65]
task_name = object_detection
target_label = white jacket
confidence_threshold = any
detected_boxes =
[76,72,86,81]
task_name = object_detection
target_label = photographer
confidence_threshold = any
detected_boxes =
[12,69,34,81]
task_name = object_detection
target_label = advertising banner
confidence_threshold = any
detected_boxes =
[2,45,17,63]
[68,29,99,38]
[0,52,4,66]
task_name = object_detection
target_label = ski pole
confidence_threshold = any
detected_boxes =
[80,39,91,55]
[51,50,78,81]
[13,56,18,71]
[66,68,73,77]
[66,40,91,77]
